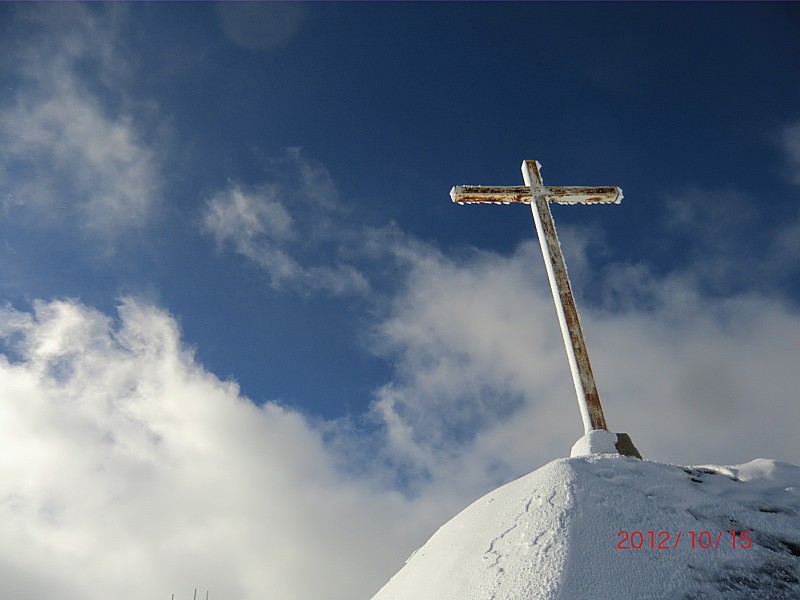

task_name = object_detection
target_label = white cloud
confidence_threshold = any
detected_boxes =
[3,247,799,599]
[366,236,800,500]
[0,4,160,236]
[200,149,457,301]
[202,150,371,296]
[0,298,443,600]
[216,2,307,52]
[203,183,301,283]
[199,147,800,495]
[4,166,800,599]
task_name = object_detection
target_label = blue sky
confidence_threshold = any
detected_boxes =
[1,3,799,599]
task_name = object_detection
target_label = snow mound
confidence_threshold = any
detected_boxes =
[372,456,800,599]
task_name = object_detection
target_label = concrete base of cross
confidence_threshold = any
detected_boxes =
[570,429,642,460]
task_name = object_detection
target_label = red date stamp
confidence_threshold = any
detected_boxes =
[617,531,752,550]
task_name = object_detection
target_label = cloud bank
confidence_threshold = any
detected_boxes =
[367,239,800,495]
[3,237,799,598]
[0,298,440,600]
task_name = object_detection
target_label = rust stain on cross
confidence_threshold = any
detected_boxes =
[451,161,641,458]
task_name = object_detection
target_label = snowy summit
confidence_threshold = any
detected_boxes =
[372,436,800,599]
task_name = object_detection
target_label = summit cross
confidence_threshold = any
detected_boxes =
[451,161,640,458]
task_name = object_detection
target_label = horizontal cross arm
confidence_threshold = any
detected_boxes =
[450,185,623,205]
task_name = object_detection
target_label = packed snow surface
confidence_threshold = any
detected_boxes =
[372,454,800,599]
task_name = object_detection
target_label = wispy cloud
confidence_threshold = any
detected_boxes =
[774,120,800,266]
[202,149,371,296]
[216,2,307,52]
[661,187,762,293]
[0,4,160,237]
[201,148,455,300]
[656,181,800,297]
[782,120,800,185]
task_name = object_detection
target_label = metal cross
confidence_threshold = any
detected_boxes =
[451,161,633,450]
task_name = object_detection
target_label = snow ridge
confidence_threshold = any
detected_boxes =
[371,456,800,600]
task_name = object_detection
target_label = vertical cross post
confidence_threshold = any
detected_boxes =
[521,160,606,434]
[451,161,641,458]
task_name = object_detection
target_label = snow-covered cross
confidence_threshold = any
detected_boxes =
[451,161,641,458]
